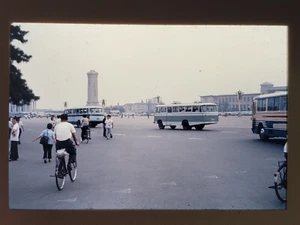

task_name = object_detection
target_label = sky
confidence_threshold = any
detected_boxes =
[11,23,288,109]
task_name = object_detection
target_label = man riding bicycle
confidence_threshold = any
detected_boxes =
[80,115,90,142]
[54,114,79,169]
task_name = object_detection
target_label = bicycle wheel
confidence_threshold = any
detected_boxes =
[274,162,287,202]
[85,133,89,143]
[55,158,66,190]
[68,160,77,182]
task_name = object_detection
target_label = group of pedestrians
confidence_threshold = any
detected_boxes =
[9,113,114,165]
[32,114,79,166]
[102,114,114,140]
[31,114,114,164]
[79,114,114,141]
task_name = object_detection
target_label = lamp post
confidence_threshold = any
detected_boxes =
[237,90,243,117]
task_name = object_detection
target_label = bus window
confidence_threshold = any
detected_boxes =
[274,97,280,111]
[192,106,199,112]
[75,108,84,114]
[186,106,192,112]
[280,96,288,111]
[252,101,256,114]
[268,97,280,111]
[161,107,166,113]
[201,106,207,112]
[179,106,185,112]
[90,108,101,113]
[267,98,274,111]
[206,105,217,112]
[167,107,172,113]
[257,99,266,111]
[156,107,160,113]
[173,106,179,112]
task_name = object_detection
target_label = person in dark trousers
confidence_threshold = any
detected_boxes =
[80,115,89,141]
[32,123,55,163]
[54,114,79,168]
[102,115,112,138]
[18,117,24,144]
[9,116,20,161]
[102,115,107,137]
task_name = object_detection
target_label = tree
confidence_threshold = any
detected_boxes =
[10,25,39,105]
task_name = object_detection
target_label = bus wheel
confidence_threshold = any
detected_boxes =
[182,120,191,130]
[77,120,81,128]
[170,126,176,130]
[259,125,269,141]
[91,124,96,128]
[158,121,165,129]
[195,125,205,130]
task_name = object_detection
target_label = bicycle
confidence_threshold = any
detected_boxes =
[54,148,77,191]
[269,160,287,202]
[84,127,91,144]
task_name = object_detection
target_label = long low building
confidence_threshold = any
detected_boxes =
[199,82,287,112]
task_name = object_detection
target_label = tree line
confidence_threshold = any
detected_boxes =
[10,25,39,106]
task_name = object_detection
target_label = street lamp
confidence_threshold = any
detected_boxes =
[237,90,243,117]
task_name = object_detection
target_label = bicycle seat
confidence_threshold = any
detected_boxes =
[56,149,69,157]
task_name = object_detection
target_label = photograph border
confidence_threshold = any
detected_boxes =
[1,0,299,225]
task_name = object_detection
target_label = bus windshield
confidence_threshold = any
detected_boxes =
[251,91,287,141]
[90,108,102,113]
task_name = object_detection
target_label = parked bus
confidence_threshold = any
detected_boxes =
[154,103,219,130]
[63,106,105,128]
[251,91,287,140]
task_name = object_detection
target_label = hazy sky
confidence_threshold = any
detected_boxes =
[12,23,287,109]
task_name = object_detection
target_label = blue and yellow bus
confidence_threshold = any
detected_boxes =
[251,91,287,140]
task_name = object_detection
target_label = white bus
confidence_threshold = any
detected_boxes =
[63,106,105,128]
[154,103,219,130]
[251,91,287,140]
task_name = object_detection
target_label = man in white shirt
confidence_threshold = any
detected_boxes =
[54,114,79,166]
[105,115,114,140]
[9,117,20,161]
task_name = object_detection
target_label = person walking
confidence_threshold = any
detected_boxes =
[49,116,55,130]
[102,115,107,138]
[9,116,20,161]
[105,115,114,140]
[32,123,55,163]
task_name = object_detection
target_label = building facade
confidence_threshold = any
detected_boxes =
[200,82,287,112]
[123,97,162,114]
[9,100,37,113]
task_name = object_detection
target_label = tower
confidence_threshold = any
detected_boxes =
[86,70,100,106]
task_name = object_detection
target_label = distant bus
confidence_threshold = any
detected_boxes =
[154,103,219,130]
[251,91,287,140]
[63,106,105,128]
[110,110,120,116]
